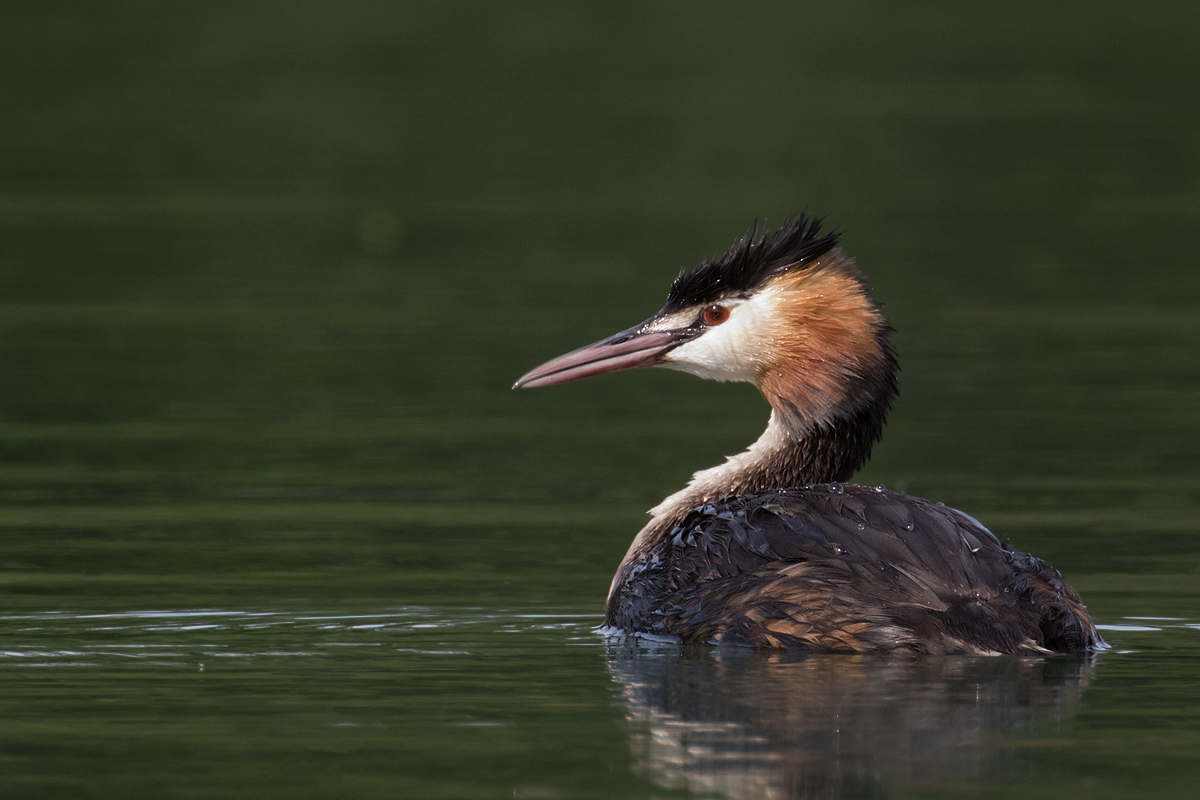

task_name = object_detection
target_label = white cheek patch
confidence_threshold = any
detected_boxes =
[661,291,776,383]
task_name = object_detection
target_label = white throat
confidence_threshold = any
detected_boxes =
[608,410,792,599]
[647,409,791,519]
[606,411,793,602]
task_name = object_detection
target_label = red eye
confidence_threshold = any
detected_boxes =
[703,304,730,325]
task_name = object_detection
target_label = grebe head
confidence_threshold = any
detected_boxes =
[514,215,898,471]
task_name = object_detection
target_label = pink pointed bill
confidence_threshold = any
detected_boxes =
[513,323,686,389]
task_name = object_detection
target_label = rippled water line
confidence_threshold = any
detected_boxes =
[0,609,1191,669]
[0,607,606,666]
[1097,624,1163,632]
[0,607,603,625]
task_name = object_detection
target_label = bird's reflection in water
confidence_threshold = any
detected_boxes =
[606,640,1094,799]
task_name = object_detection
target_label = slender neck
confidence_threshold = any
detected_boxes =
[609,406,873,603]
[646,404,871,525]
[648,411,795,521]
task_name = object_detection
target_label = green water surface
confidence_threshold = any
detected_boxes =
[1,2,1198,798]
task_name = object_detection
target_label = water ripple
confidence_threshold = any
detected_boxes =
[0,609,1188,667]
[0,607,603,667]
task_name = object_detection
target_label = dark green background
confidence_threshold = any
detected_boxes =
[1,2,1197,797]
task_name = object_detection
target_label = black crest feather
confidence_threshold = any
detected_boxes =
[664,215,840,312]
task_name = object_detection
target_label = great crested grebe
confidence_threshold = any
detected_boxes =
[514,216,1103,654]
